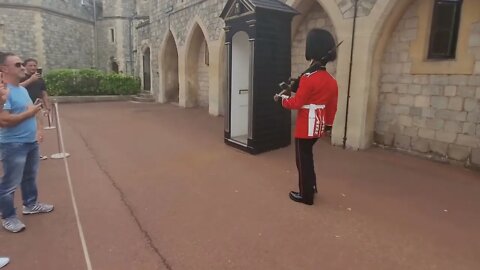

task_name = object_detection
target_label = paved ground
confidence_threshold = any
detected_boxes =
[1,101,479,270]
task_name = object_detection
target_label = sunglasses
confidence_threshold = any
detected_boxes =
[14,62,24,68]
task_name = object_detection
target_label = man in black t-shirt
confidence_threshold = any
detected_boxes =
[20,58,50,160]
[20,58,51,111]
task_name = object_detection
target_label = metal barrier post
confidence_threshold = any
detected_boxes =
[43,105,56,130]
[50,102,70,159]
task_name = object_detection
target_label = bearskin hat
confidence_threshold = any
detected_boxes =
[305,29,337,64]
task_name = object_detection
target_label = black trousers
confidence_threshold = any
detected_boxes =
[295,138,318,202]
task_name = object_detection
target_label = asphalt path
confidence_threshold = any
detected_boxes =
[1,102,479,270]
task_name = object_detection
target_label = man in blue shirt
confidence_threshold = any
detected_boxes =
[0,73,11,267]
[0,52,54,233]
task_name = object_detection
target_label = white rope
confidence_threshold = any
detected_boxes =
[54,102,93,270]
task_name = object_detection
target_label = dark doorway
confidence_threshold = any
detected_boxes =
[143,47,151,91]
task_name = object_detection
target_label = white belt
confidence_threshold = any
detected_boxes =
[301,104,325,110]
[301,104,326,137]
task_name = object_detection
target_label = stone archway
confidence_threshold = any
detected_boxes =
[185,22,210,108]
[161,31,180,104]
[111,59,119,73]
[290,0,338,77]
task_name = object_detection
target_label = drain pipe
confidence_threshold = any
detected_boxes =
[128,17,134,75]
[342,0,358,149]
[92,0,98,68]
[130,0,137,75]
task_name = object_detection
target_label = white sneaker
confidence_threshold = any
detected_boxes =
[40,155,48,160]
[0,257,9,268]
[2,217,26,233]
[22,202,54,215]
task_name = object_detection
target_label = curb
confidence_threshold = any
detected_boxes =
[50,95,136,103]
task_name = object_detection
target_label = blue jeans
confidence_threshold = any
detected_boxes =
[0,142,39,219]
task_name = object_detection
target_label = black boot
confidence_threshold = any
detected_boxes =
[289,191,313,205]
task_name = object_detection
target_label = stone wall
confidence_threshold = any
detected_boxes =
[0,0,93,21]
[139,0,227,48]
[375,2,480,166]
[97,18,132,73]
[97,20,121,72]
[291,2,336,77]
[0,8,39,61]
[0,0,140,72]
[133,0,228,102]
[43,15,94,68]
[97,0,137,73]
[0,0,95,69]
[335,0,378,18]
[136,0,151,17]
[101,0,134,17]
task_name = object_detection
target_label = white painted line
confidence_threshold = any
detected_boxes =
[54,103,93,270]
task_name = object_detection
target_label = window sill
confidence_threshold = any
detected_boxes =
[411,57,475,75]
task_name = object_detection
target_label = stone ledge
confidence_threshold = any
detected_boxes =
[373,142,480,171]
[50,95,136,104]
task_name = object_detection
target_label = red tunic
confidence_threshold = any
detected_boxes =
[282,70,338,139]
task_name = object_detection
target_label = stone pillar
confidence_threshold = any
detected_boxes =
[33,11,46,68]
[178,46,188,107]
[208,39,224,116]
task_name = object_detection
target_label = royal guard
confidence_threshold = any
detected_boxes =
[275,29,339,205]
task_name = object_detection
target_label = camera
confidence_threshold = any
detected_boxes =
[37,67,43,75]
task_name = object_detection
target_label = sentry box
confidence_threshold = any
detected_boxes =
[220,0,298,154]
